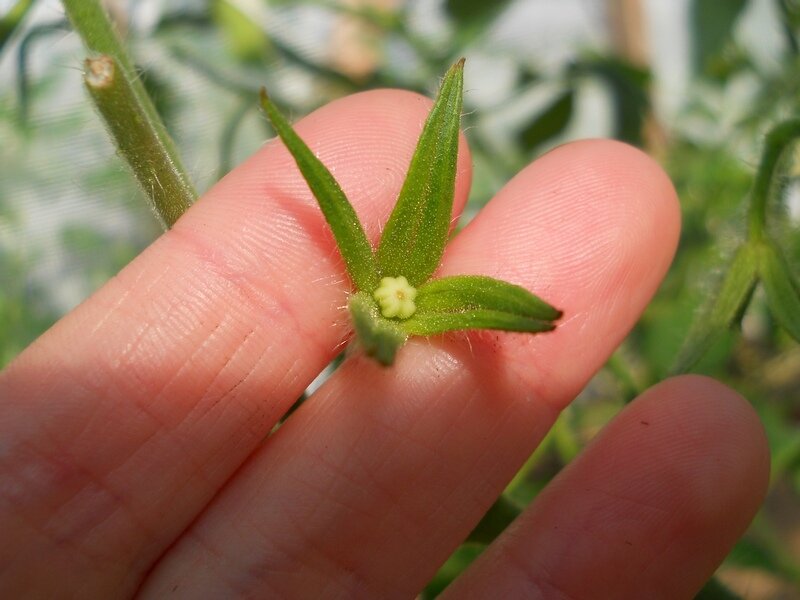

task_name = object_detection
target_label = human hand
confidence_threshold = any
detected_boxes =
[0,90,768,599]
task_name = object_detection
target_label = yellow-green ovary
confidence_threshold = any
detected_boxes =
[373,276,417,319]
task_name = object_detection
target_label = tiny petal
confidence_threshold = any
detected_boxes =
[374,276,417,319]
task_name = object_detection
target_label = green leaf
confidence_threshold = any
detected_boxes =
[443,0,512,47]
[690,0,748,78]
[758,240,800,342]
[444,0,510,34]
[212,0,270,63]
[348,291,408,366]
[467,494,521,545]
[778,1,800,55]
[693,576,743,600]
[444,0,511,26]
[727,535,800,580]
[780,0,800,28]
[573,56,650,146]
[401,275,561,336]
[259,89,379,292]
[376,59,465,286]
[519,89,574,152]
[670,243,759,375]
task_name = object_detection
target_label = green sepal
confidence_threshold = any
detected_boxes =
[402,309,556,337]
[401,275,560,336]
[758,240,800,342]
[259,88,379,292]
[415,275,561,320]
[348,291,408,366]
[670,243,759,375]
[376,59,465,286]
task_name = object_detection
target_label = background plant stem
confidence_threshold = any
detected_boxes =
[467,494,522,545]
[63,0,196,228]
[747,118,800,241]
[84,55,194,228]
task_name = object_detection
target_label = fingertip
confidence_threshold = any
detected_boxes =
[437,138,682,405]
[444,375,770,600]
[537,139,681,284]
[638,375,770,524]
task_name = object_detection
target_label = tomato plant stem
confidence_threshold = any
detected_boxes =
[63,0,196,228]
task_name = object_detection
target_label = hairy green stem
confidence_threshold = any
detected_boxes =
[84,56,194,228]
[63,0,196,227]
[747,118,800,241]
[63,0,159,136]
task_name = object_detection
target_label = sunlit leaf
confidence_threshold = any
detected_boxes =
[376,59,464,286]
[259,89,379,291]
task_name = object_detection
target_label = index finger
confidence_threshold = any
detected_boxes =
[0,90,471,597]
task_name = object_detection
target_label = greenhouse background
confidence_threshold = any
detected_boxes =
[1,0,799,597]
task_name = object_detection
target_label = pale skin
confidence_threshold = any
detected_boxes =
[0,90,769,599]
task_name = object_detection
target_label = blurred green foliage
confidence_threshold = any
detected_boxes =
[691,0,749,79]
[1,0,799,598]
